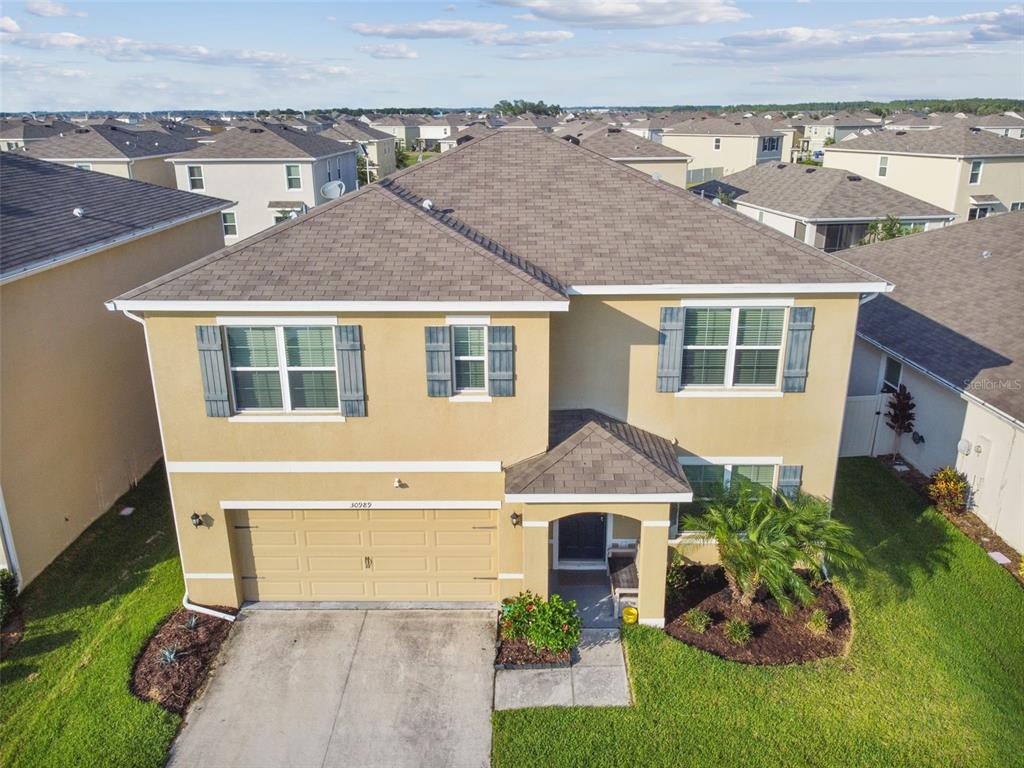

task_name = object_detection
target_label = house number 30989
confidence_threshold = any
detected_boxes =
[349,502,373,509]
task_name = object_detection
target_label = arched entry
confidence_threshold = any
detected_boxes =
[555,512,608,566]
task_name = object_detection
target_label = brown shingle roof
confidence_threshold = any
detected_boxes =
[842,211,1024,422]
[173,124,354,160]
[691,163,953,221]
[504,410,691,495]
[22,124,194,160]
[579,128,690,160]
[321,120,394,143]
[828,125,1024,157]
[663,116,783,136]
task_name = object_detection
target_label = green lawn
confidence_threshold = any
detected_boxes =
[493,458,1024,768]
[0,465,184,768]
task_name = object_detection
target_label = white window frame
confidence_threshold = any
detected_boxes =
[285,164,302,190]
[221,211,237,237]
[187,165,204,190]
[713,137,721,151]
[679,303,788,393]
[74,163,92,170]
[879,355,902,394]
[451,325,488,394]
[1010,202,1023,211]
[225,323,339,414]
[761,136,780,152]
[877,155,888,177]
[671,459,780,537]
[969,159,983,185]
[968,206,990,220]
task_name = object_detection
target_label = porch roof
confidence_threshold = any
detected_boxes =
[504,410,692,497]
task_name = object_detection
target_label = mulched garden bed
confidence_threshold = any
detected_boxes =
[665,565,852,665]
[130,607,233,714]
[494,636,570,669]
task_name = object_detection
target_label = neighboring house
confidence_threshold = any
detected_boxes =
[321,120,397,179]
[167,124,358,241]
[661,117,792,185]
[839,212,1023,554]
[21,124,193,187]
[438,124,497,153]
[184,116,229,133]
[106,128,889,627]
[971,113,1024,140]
[417,116,458,149]
[574,127,691,188]
[824,126,1024,222]
[691,163,955,252]
[368,115,422,150]
[132,119,214,143]
[0,155,231,586]
[798,113,881,156]
[0,118,78,151]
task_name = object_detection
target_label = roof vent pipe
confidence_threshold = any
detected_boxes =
[421,199,433,211]
[72,207,85,218]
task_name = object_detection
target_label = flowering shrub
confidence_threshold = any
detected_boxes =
[666,551,689,600]
[501,591,581,653]
[928,466,969,515]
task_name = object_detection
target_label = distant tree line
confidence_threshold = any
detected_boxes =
[492,99,562,116]
[615,98,1022,117]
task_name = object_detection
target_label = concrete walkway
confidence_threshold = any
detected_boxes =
[493,628,631,709]
[168,609,494,768]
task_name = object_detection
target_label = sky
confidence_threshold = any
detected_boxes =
[0,0,1021,112]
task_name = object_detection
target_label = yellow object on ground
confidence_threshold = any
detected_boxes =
[622,606,638,624]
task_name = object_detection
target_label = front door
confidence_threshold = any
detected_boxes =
[558,514,606,561]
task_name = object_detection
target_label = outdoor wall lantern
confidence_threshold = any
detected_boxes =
[911,431,926,445]
[190,512,204,528]
[510,511,523,527]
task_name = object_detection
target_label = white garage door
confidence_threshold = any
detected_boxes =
[231,507,500,602]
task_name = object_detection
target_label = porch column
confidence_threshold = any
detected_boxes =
[638,520,670,627]
[522,521,549,599]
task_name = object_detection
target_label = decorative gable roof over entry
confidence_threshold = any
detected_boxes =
[505,410,693,501]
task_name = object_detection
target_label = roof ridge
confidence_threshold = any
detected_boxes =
[582,415,687,486]
[378,178,568,296]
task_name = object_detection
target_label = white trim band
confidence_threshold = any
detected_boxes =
[445,315,490,325]
[448,394,492,403]
[642,520,672,527]
[220,499,502,510]
[639,617,665,628]
[167,460,502,474]
[228,415,346,423]
[567,282,891,295]
[184,572,235,580]
[498,573,525,580]
[506,493,693,503]
[675,390,783,399]
[108,300,569,313]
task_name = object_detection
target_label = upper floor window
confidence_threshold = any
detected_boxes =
[713,137,721,151]
[1010,202,1023,211]
[880,356,902,394]
[969,160,983,185]
[285,164,302,190]
[761,136,780,152]
[221,211,238,237]
[452,325,486,392]
[226,326,338,412]
[74,163,92,170]
[681,307,784,389]
[968,206,990,220]
[187,165,204,190]
[877,156,888,177]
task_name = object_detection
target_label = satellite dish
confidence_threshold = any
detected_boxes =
[711,197,722,206]
[651,171,662,181]
[320,180,346,199]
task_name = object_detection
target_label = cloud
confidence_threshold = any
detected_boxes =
[489,0,747,28]
[0,16,20,32]
[512,13,537,21]
[485,30,573,45]
[496,49,569,60]
[443,3,457,10]
[0,53,88,79]
[25,0,86,18]
[350,20,505,39]
[852,5,1024,43]
[359,42,419,59]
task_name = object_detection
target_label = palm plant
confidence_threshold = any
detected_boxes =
[684,484,860,613]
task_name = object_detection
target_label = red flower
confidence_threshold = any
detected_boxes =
[526,603,535,612]
[562,623,569,632]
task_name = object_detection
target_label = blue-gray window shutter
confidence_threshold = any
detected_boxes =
[783,307,815,393]
[425,326,452,397]
[656,307,686,392]
[487,326,515,397]
[196,325,229,417]
[335,325,367,417]
[777,465,803,499]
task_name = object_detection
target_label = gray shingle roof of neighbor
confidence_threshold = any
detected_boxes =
[21,124,195,160]
[972,113,1024,127]
[662,116,784,136]
[0,154,231,281]
[828,124,1024,157]
[578,128,691,160]
[116,182,566,304]
[690,163,954,221]
[504,410,692,495]
[841,211,1024,423]
[0,118,78,140]
[321,120,394,143]
[173,124,355,160]
[114,128,889,304]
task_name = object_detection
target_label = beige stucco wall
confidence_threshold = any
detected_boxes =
[621,158,688,188]
[548,294,861,499]
[0,214,225,584]
[660,134,758,177]
[53,159,132,178]
[129,156,178,188]
[367,138,396,177]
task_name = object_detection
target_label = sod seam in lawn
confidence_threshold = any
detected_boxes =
[492,458,1024,768]
[0,465,185,768]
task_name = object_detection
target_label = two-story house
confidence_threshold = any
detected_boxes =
[798,112,882,157]
[824,126,1024,222]
[368,114,423,151]
[167,124,358,241]
[0,117,78,151]
[107,128,889,629]
[320,119,397,180]
[661,117,793,185]
[573,127,691,188]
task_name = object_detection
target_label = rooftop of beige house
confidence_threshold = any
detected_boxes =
[577,128,691,160]
[831,124,1024,157]
[170,123,354,160]
[662,116,787,136]
[21,124,195,160]
[841,211,1024,423]
[504,410,692,496]
[321,120,394,143]
[0,118,78,140]
[114,128,888,306]
[691,162,954,222]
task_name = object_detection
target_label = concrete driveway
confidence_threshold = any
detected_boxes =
[168,609,496,768]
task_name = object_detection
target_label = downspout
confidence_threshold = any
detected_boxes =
[859,292,879,306]
[107,302,235,624]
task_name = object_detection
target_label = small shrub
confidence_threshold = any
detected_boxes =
[928,466,969,515]
[666,552,689,599]
[0,569,18,625]
[724,618,752,646]
[806,608,830,636]
[683,608,711,634]
[500,591,581,653]
[500,591,541,641]
[159,646,179,666]
[183,614,200,632]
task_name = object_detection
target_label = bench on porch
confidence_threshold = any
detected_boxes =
[607,546,639,616]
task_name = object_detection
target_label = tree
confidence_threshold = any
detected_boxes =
[684,485,860,613]
[884,384,916,460]
[715,188,735,206]
[860,215,911,245]
[492,99,561,116]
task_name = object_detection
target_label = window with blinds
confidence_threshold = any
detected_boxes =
[452,326,487,392]
[226,326,338,412]
[680,306,785,389]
